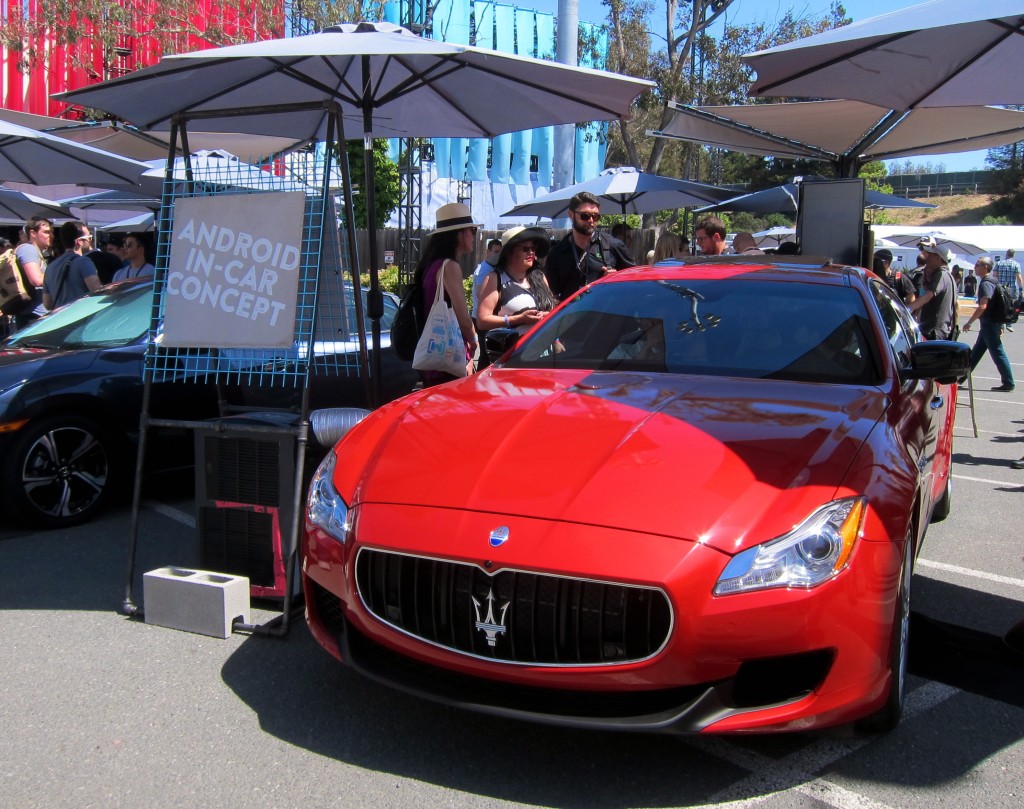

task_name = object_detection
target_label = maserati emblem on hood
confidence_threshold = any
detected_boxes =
[472,587,510,647]
[489,526,510,547]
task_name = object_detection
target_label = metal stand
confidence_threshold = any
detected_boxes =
[120,103,364,638]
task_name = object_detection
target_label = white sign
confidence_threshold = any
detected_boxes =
[162,192,306,348]
[384,250,394,265]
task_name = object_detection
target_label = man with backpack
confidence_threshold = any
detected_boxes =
[544,191,634,302]
[963,257,1015,392]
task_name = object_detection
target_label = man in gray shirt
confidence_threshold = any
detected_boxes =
[908,238,957,340]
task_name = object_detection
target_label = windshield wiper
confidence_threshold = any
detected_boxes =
[656,281,721,333]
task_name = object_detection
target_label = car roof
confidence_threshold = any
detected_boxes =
[611,256,868,288]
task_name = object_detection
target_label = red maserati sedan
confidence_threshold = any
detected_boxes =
[301,257,970,734]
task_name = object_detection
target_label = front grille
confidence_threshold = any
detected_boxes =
[355,549,673,666]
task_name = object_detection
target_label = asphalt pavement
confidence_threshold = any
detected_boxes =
[1,322,1023,809]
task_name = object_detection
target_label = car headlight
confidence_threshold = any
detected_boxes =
[307,451,351,542]
[714,497,866,595]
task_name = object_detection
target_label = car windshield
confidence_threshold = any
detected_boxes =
[5,284,154,350]
[505,277,882,385]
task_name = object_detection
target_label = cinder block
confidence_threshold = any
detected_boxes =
[143,567,250,639]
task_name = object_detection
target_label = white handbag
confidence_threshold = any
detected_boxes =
[412,265,468,377]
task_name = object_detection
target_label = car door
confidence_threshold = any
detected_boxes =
[868,279,949,511]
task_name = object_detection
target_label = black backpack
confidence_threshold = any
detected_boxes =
[986,281,1019,325]
[390,282,422,361]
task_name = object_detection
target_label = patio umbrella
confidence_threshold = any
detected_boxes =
[97,212,155,233]
[752,226,796,247]
[651,100,1024,177]
[501,166,731,218]
[743,2,1024,110]
[0,119,149,188]
[57,20,653,404]
[60,189,162,211]
[881,231,987,256]
[0,109,309,163]
[697,182,936,214]
[0,187,73,221]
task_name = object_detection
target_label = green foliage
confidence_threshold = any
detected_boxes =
[340,139,401,229]
[982,215,1013,225]
[359,264,474,310]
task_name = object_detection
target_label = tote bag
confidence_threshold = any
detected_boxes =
[412,266,468,377]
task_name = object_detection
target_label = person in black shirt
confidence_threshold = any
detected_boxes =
[873,249,916,305]
[544,191,634,302]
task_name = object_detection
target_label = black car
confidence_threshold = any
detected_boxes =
[0,280,416,528]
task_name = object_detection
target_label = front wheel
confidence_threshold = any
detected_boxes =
[859,533,913,732]
[1,415,117,529]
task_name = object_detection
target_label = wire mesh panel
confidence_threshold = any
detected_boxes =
[144,149,364,389]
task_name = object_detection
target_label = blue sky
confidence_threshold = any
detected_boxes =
[525,0,990,172]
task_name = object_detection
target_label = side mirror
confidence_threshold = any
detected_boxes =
[900,340,971,385]
[484,328,520,364]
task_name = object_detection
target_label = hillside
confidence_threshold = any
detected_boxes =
[879,193,1005,226]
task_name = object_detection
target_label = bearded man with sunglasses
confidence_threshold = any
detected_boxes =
[545,191,634,302]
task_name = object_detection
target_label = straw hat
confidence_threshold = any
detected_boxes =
[431,202,482,234]
[497,225,550,266]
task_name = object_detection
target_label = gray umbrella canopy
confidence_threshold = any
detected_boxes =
[57,21,653,141]
[0,119,150,188]
[0,187,72,222]
[652,100,1024,176]
[743,2,1024,109]
[0,109,309,163]
[697,182,936,214]
[502,167,731,218]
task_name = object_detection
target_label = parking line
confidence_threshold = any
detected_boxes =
[144,501,195,528]
[917,558,1024,590]
[952,473,1024,486]
[689,682,958,809]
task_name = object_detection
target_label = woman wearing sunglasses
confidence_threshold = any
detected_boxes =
[476,226,556,337]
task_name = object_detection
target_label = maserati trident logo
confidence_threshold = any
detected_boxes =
[472,587,510,647]
[488,526,510,547]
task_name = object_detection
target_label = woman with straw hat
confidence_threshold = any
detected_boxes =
[475,225,556,337]
[412,202,481,386]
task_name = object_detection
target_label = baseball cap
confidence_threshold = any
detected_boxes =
[918,237,951,264]
[873,248,893,263]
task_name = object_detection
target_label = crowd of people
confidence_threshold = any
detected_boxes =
[1,213,154,336]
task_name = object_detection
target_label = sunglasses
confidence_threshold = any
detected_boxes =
[519,244,537,255]
[575,211,600,222]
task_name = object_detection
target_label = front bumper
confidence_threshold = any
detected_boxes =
[302,503,903,733]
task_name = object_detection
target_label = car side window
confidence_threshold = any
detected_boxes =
[870,280,914,367]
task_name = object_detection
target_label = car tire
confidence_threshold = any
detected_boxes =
[931,474,952,523]
[1,415,118,529]
[859,533,913,733]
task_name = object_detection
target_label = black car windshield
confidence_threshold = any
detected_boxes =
[5,284,154,350]
[505,277,882,385]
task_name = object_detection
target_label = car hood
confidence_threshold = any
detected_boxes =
[340,369,887,554]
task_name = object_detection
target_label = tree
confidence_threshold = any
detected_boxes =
[342,139,401,229]
[605,1,850,182]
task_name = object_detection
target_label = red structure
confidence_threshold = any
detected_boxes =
[1,0,284,118]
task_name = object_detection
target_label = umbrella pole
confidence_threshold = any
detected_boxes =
[362,58,382,408]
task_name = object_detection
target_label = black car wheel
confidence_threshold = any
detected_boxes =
[2,415,116,529]
[859,531,913,732]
